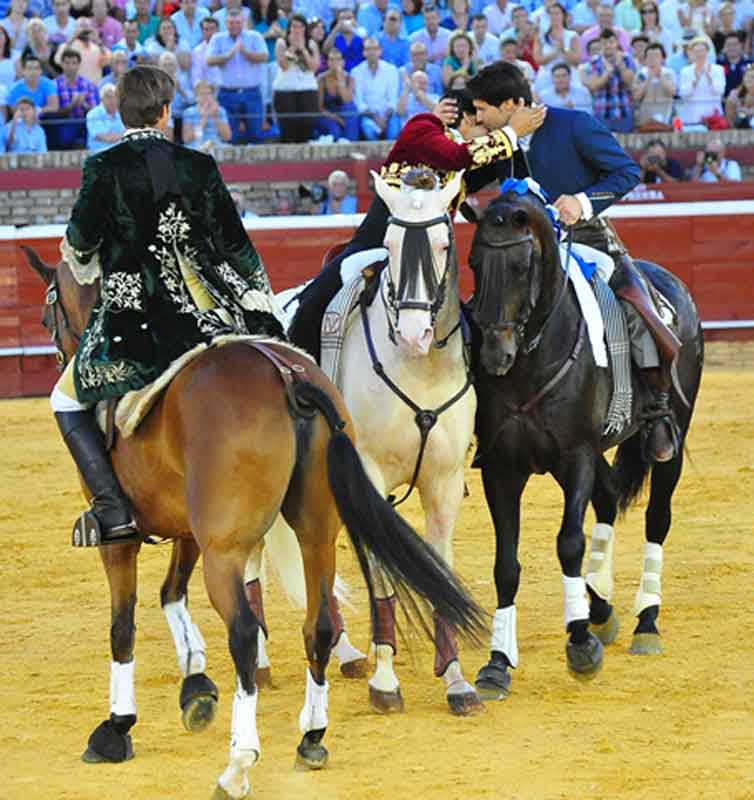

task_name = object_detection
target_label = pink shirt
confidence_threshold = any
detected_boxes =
[580,25,631,60]
[94,16,125,50]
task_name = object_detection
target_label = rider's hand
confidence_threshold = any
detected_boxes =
[508,101,547,137]
[553,194,583,226]
[432,96,458,126]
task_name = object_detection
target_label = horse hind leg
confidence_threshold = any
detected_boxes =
[243,539,272,689]
[82,541,141,764]
[160,538,219,733]
[586,455,621,646]
[630,452,683,656]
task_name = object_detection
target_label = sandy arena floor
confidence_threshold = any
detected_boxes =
[2,341,753,800]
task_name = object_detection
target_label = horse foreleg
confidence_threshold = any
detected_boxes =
[82,541,141,764]
[203,546,261,800]
[161,537,218,733]
[475,464,529,701]
[421,466,482,716]
[553,451,603,680]
[630,453,683,656]
[586,455,620,645]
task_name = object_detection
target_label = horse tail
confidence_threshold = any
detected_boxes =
[612,433,651,515]
[296,381,487,644]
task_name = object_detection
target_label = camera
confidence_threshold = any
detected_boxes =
[298,183,328,204]
[704,151,719,164]
[646,155,662,166]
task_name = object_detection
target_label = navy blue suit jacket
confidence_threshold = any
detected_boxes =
[524,106,640,216]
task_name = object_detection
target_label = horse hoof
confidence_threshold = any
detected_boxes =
[368,685,405,714]
[340,657,369,679]
[589,610,620,645]
[630,632,663,656]
[256,667,272,689]
[180,673,219,733]
[566,632,604,680]
[474,662,511,701]
[447,682,484,716]
[295,741,329,771]
[81,716,135,763]
[211,784,249,800]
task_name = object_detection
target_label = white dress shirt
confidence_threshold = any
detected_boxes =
[352,58,400,115]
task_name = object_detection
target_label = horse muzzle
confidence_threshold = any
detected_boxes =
[397,307,434,357]
[481,327,518,376]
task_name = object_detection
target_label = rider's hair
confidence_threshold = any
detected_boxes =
[466,61,532,107]
[118,65,175,128]
[441,88,476,128]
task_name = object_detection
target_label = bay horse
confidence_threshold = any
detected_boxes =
[25,248,485,800]
[460,189,703,700]
[267,170,482,715]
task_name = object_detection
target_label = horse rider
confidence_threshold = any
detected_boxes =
[467,61,682,463]
[50,65,284,546]
[287,88,547,362]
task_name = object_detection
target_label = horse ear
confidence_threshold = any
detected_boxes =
[371,170,397,210]
[458,201,479,225]
[21,245,56,285]
[440,169,464,211]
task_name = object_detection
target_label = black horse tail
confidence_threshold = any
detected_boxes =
[296,381,487,644]
[612,433,651,515]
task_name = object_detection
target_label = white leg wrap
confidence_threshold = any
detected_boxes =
[50,384,88,412]
[633,542,663,616]
[298,668,329,735]
[163,597,207,678]
[257,628,270,671]
[585,523,615,601]
[332,631,366,666]
[368,643,399,692]
[562,575,590,628]
[442,659,464,688]
[491,605,519,668]
[219,684,260,798]
[109,660,136,717]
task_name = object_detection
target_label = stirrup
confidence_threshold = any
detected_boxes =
[72,511,139,548]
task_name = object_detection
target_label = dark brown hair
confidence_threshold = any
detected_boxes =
[117,65,175,128]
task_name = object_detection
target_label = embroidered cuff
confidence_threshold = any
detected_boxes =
[60,233,102,285]
[467,127,514,167]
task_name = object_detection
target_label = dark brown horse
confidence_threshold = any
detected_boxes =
[26,248,485,800]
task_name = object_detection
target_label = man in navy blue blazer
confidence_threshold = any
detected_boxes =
[467,61,681,462]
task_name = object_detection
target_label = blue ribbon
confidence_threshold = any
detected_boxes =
[570,247,597,282]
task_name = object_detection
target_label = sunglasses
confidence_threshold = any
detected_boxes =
[641,7,657,12]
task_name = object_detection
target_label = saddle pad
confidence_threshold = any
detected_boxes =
[96,335,309,439]
[320,275,365,387]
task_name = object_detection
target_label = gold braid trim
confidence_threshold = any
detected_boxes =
[379,161,459,190]
[466,128,513,168]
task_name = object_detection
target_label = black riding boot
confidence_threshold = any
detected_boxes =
[641,368,680,464]
[55,410,138,545]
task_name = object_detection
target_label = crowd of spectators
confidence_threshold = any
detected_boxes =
[0,0,753,157]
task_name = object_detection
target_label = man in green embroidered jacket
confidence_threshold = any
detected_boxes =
[51,64,284,546]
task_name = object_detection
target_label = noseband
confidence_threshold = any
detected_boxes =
[44,273,81,370]
[382,212,454,339]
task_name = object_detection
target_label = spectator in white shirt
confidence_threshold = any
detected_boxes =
[352,36,400,139]
[678,36,726,126]
[688,138,742,181]
[399,39,444,95]
[171,0,209,49]
[481,0,515,36]
[470,13,499,65]
[112,20,146,66]
[99,47,129,90]
[539,62,593,111]
[191,16,221,89]
[397,67,437,124]
[535,2,582,93]
[43,0,76,47]
[408,4,451,63]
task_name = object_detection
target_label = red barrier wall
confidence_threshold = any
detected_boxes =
[2,213,754,398]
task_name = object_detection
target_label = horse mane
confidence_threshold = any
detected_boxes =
[401,168,439,192]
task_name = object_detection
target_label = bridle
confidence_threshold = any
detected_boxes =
[44,272,81,370]
[473,227,573,356]
[381,212,458,347]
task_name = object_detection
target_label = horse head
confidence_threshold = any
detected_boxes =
[372,167,463,357]
[22,245,98,369]
[463,188,559,376]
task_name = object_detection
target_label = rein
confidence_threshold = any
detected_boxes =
[45,273,81,370]
[359,290,473,508]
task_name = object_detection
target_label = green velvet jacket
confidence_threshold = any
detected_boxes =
[64,128,284,404]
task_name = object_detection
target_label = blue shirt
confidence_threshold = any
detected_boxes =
[378,33,410,68]
[333,33,364,72]
[322,194,358,214]
[3,120,48,153]
[171,7,210,48]
[183,103,230,148]
[86,103,125,151]
[7,77,57,110]
[357,4,387,37]
[207,30,267,89]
